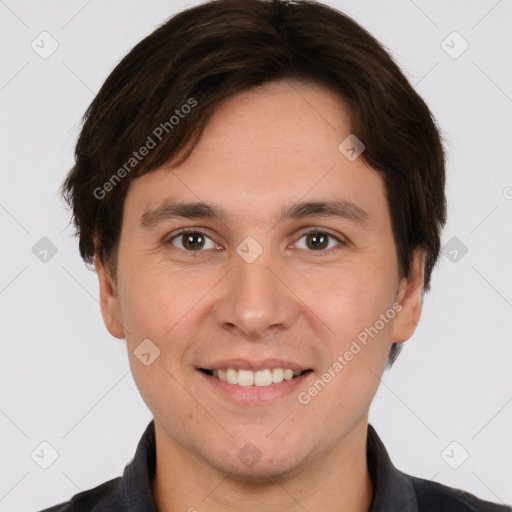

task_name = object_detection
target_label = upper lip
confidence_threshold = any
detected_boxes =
[199,359,311,372]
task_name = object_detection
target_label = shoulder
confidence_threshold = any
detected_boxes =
[36,476,121,512]
[407,474,511,512]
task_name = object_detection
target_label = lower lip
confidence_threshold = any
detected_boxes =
[198,370,312,405]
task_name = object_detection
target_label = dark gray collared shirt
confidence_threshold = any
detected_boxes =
[39,421,511,511]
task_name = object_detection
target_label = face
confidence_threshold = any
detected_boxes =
[97,79,424,480]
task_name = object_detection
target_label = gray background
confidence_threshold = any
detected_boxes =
[1,0,511,510]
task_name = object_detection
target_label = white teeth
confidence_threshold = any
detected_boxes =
[237,369,254,386]
[254,369,273,387]
[283,369,294,381]
[226,368,238,385]
[271,368,284,383]
[209,367,305,387]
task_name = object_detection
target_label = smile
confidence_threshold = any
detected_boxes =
[200,368,312,387]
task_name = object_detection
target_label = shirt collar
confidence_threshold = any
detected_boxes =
[119,420,158,511]
[366,423,419,511]
[119,420,418,511]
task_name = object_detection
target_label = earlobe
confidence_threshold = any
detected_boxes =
[95,253,125,339]
[391,249,425,343]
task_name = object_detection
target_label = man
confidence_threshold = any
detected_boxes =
[40,0,510,510]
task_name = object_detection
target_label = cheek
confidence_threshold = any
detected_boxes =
[299,284,397,428]
[117,263,219,388]
[300,264,399,414]
[306,262,399,337]
[117,267,202,421]
[118,260,197,338]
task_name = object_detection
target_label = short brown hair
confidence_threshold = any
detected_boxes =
[61,0,446,367]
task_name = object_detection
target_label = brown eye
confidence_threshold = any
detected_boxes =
[305,231,329,250]
[168,230,217,251]
[294,230,344,252]
[182,232,205,250]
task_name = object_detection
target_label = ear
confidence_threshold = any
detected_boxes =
[392,249,425,343]
[95,252,125,339]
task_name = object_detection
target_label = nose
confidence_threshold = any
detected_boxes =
[213,249,300,340]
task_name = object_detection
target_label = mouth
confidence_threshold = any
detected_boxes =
[199,367,313,387]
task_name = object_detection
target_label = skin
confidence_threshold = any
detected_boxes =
[96,79,425,512]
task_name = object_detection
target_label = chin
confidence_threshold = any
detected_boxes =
[221,455,310,486]
[209,437,313,485]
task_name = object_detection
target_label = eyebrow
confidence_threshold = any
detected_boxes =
[140,198,369,229]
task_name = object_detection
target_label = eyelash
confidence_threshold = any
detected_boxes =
[165,228,346,256]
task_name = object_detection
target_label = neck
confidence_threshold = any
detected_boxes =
[153,416,373,512]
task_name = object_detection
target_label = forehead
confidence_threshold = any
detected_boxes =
[195,78,352,154]
[123,79,387,226]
